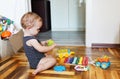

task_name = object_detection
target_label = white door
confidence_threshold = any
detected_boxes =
[51,0,85,31]
[69,0,85,31]
[51,0,69,31]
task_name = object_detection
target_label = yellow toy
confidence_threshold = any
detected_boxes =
[57,49,75,58]
[57,49,75,64]
[78,57,83,64]
[0,24,2,32]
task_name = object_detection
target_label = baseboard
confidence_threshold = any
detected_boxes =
[51,28,85,31]
[92,43,120,48]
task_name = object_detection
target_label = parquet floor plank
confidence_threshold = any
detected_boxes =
[0,46,120,79]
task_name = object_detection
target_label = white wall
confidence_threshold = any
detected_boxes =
[0,0,15,19]
[13,0,29,29]
[0,0,29,58]
[0,0,29,29]
[86,0,120,47]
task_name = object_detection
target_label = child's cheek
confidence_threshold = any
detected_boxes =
[35,31,39,35]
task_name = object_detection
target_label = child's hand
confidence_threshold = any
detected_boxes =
[47,39,55,46]
[51,43,57,48]
[41,41,47,46]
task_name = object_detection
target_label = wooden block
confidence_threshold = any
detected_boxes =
[34,76,74,79]
[28,69,75,75]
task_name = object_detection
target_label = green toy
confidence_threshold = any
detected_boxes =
[47,39,54,46]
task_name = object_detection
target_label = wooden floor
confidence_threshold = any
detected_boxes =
[0,46,120,79]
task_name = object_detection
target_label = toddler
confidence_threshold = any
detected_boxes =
[21,12,56,75]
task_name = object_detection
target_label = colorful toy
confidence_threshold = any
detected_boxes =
[74,65,89,71]
[47,39,54,46]
[95,55,111,69]
[1,30,11,39]
[57,56,89,66]
[0,16,13,26]
[54,65,66,72]
[100,62,111,69]
[57,49,75,58]
[57,49,89,67]
[0,15,18,40]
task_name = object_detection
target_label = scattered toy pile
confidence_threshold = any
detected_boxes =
[55,49,111,72]
[0,15,18,39]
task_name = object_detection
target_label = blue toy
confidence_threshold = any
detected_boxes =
[95,62,101,67]
[100,62,111,69]
[95,55,111,70]
[95,61,111,69]
[72,57,77,64]
[54,65,66,72]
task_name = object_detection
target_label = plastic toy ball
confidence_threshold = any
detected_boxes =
[47,39,54,46]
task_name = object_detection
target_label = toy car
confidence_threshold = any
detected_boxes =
[74,65,89,71]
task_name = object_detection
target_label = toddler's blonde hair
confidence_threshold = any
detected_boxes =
[21,12,42,29]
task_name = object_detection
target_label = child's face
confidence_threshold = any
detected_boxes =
[29,20,42,35]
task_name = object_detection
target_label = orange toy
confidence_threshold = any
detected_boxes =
[1,30,11,38]
[97,56,109,62]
